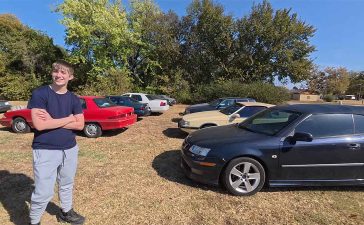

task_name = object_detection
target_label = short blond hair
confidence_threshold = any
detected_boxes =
[52,60,74,75]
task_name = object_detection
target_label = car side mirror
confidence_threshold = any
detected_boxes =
[292,132,313,142]
[231,114,240,119]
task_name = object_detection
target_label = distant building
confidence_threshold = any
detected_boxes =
[291,88,320,102]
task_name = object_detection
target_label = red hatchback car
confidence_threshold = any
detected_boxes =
[0,96,137,138]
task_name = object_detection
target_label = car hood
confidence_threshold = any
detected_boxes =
[188,124,268,147]
[186,103,215,113]
[183,110,226,122]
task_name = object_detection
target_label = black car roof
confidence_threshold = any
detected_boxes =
[274,104,364,114]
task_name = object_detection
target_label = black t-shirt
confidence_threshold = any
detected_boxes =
[27,85,83,150]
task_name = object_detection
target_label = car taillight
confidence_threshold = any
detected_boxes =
[160,102,166,106]
[108,114,126,119]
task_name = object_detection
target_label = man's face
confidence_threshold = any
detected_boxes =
[51,65,73,87]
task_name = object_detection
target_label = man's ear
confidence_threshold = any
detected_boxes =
[69,74,74,81]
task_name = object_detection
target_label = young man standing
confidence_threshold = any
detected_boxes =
[27,60,85,225]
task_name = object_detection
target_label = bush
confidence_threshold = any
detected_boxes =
[187,80,290,105]
[323,95,334,102]
[0,73,41,100]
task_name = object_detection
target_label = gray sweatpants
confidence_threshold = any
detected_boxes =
[30,145,79,224]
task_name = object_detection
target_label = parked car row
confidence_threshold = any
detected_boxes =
[0,93,176,138]
[180,103,364,196]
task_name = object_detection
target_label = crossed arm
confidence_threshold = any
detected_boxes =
[31,108,85,131]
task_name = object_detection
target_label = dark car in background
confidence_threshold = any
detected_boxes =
[181,104,364,196]
[107,96,151,117]
[184,97,256,114]
[154,95,176,106]
[0,100,11,113]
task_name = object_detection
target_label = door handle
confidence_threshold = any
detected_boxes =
[348,143,360,149]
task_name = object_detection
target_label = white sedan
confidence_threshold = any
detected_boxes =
[122,93,169,113]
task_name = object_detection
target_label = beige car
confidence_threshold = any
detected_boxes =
[178,102,274,133]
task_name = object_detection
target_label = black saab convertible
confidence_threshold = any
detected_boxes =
[181,104,364,196]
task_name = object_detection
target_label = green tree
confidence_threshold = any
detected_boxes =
[326,67,350,95]
[57,0,135,91]
[179,0,235,86]
[0,14,64,100]
[345,71,364,98]
[234,0,316,83]
[307,66,327,95]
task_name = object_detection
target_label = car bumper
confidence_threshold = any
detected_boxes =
[0,117,11,127]
[178,121,198,133]
[180,145,223,186]
[98,114,137,130]
[135,108,151,117]
[179,126,199,134]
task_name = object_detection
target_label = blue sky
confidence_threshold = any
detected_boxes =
[1,0,363,74]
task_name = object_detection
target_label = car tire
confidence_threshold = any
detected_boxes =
[84,123,102,138]
[222,157,265,196]
[11,117,31,133]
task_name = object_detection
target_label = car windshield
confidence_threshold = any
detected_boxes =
[93,98,117,108]
[123,96,138,103]
[146,95,157,100]
[220,104,242,115]
[208,99,222,107]
[238,109,302,135]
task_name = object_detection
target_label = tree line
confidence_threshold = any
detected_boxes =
[2,0,358,103]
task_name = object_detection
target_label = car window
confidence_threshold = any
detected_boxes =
[93,98,117,108]
[108,97,118,104]
[220,104,241,115]
[131,95,142,101]
[80,98,87,109]
[353,114,364,134]
[238,106,267,117]
[127,97,138,103]
[239,109,301,136]
[219,99,235,107]
[295,114,354,138]
[237,98,249,102]
[208,99,222,107]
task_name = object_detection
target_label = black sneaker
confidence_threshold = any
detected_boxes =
[57,208,85,225]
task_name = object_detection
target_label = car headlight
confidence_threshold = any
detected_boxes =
[189,145,211,157]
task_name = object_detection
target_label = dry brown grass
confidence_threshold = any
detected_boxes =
[0,104,364,225]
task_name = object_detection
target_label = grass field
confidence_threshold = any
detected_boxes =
[0,103,363,225]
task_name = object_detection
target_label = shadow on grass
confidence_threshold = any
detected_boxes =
[149,112,163,116]
[162,128,188,139]
[77,127,128,138]
[0,127,12,131]
[0,170,60,225]
[152,150,224,194]
[171,118,181,123]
